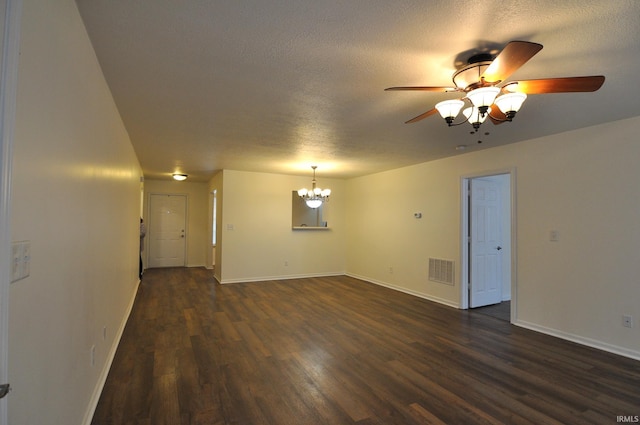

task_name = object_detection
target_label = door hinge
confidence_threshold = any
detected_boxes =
[0,383,10,399]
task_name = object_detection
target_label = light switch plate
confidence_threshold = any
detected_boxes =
[11,242,22,282]
[11,240,31,282]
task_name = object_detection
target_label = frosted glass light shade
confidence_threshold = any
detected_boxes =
[463,107,490,124]
[306,199,323,209]
[495,92,527,114]
[435,99,465,119]
[467,87,500,108]
[172,173,188,181]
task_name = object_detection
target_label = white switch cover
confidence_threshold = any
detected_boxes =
[11,240,31,282]
[11,242,22,282]
[21,241,31,278]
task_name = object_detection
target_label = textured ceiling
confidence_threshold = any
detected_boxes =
[75,0,640,181]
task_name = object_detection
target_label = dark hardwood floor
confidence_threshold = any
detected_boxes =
[92,268,640,425]
[472,301,511,322]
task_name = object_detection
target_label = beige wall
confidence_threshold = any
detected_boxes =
[212,170,346,283]
[346,115,640,359]
[9,0,142,424]
[143,179,209,268]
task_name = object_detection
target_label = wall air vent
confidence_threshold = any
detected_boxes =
[429,258,455,285]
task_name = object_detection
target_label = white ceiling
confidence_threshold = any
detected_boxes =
[75,0,640,181]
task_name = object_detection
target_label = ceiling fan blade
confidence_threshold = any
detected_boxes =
[488,105,507,125]
[385,86,457,92]
[503,76,605,94]
[481,41,543,83]
[405,108,438,124]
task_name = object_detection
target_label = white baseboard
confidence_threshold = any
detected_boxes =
[346,273,460,309]
[514,319,640,361]
[82,279,141,425]
[219,271,345,284]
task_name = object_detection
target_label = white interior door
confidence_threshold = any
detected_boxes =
[470,177,503,308]
[148,194,187,268]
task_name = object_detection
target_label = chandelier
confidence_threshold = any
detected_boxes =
[297,166,330,209]
[434,86,527,132]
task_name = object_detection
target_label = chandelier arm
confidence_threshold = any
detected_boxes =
[446,114,471,127]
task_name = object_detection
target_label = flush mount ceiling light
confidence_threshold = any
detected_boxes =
[172,173,188,181]
[297,166,331,209]
[386,40,605,133]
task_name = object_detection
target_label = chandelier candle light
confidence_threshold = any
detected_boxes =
[298,166,331,209]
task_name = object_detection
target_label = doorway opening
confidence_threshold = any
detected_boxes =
[460,170,516,323]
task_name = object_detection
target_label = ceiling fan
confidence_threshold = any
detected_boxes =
[385,41,605,131]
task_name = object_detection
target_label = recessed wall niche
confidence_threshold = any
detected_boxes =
[291,191,329,229]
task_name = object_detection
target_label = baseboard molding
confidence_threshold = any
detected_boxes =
[514,319,640,361]
[219,271,345,284]
[82,279,141,425]
[346,273,460,309]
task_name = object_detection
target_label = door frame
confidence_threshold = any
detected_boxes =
[460,168,517,322]
[0,0,22,423]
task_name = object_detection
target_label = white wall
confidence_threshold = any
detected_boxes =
[346,160,462,306]
[209,171,224,282]
[345,116,640,359]
[143,179,209,268]
[213,170,346,283]
[9,0,142,424]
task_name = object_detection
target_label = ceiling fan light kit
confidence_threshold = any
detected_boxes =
[467,86,500,111]
[386,40,605,133]
[435,99,465,124]
[494,92,527,120]
[463,106,490,130]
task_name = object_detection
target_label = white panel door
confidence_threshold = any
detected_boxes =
[470,178,503,308]
[148,194,187,268]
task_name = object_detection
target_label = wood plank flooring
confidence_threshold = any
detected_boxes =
[91,268,640,425]
[473,301,511,322]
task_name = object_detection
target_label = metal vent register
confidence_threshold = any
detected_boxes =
[429,258,455,285]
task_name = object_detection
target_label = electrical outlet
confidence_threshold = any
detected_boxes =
[103,326,107,340]
[388,266,393,274]
[622,315,633,328]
